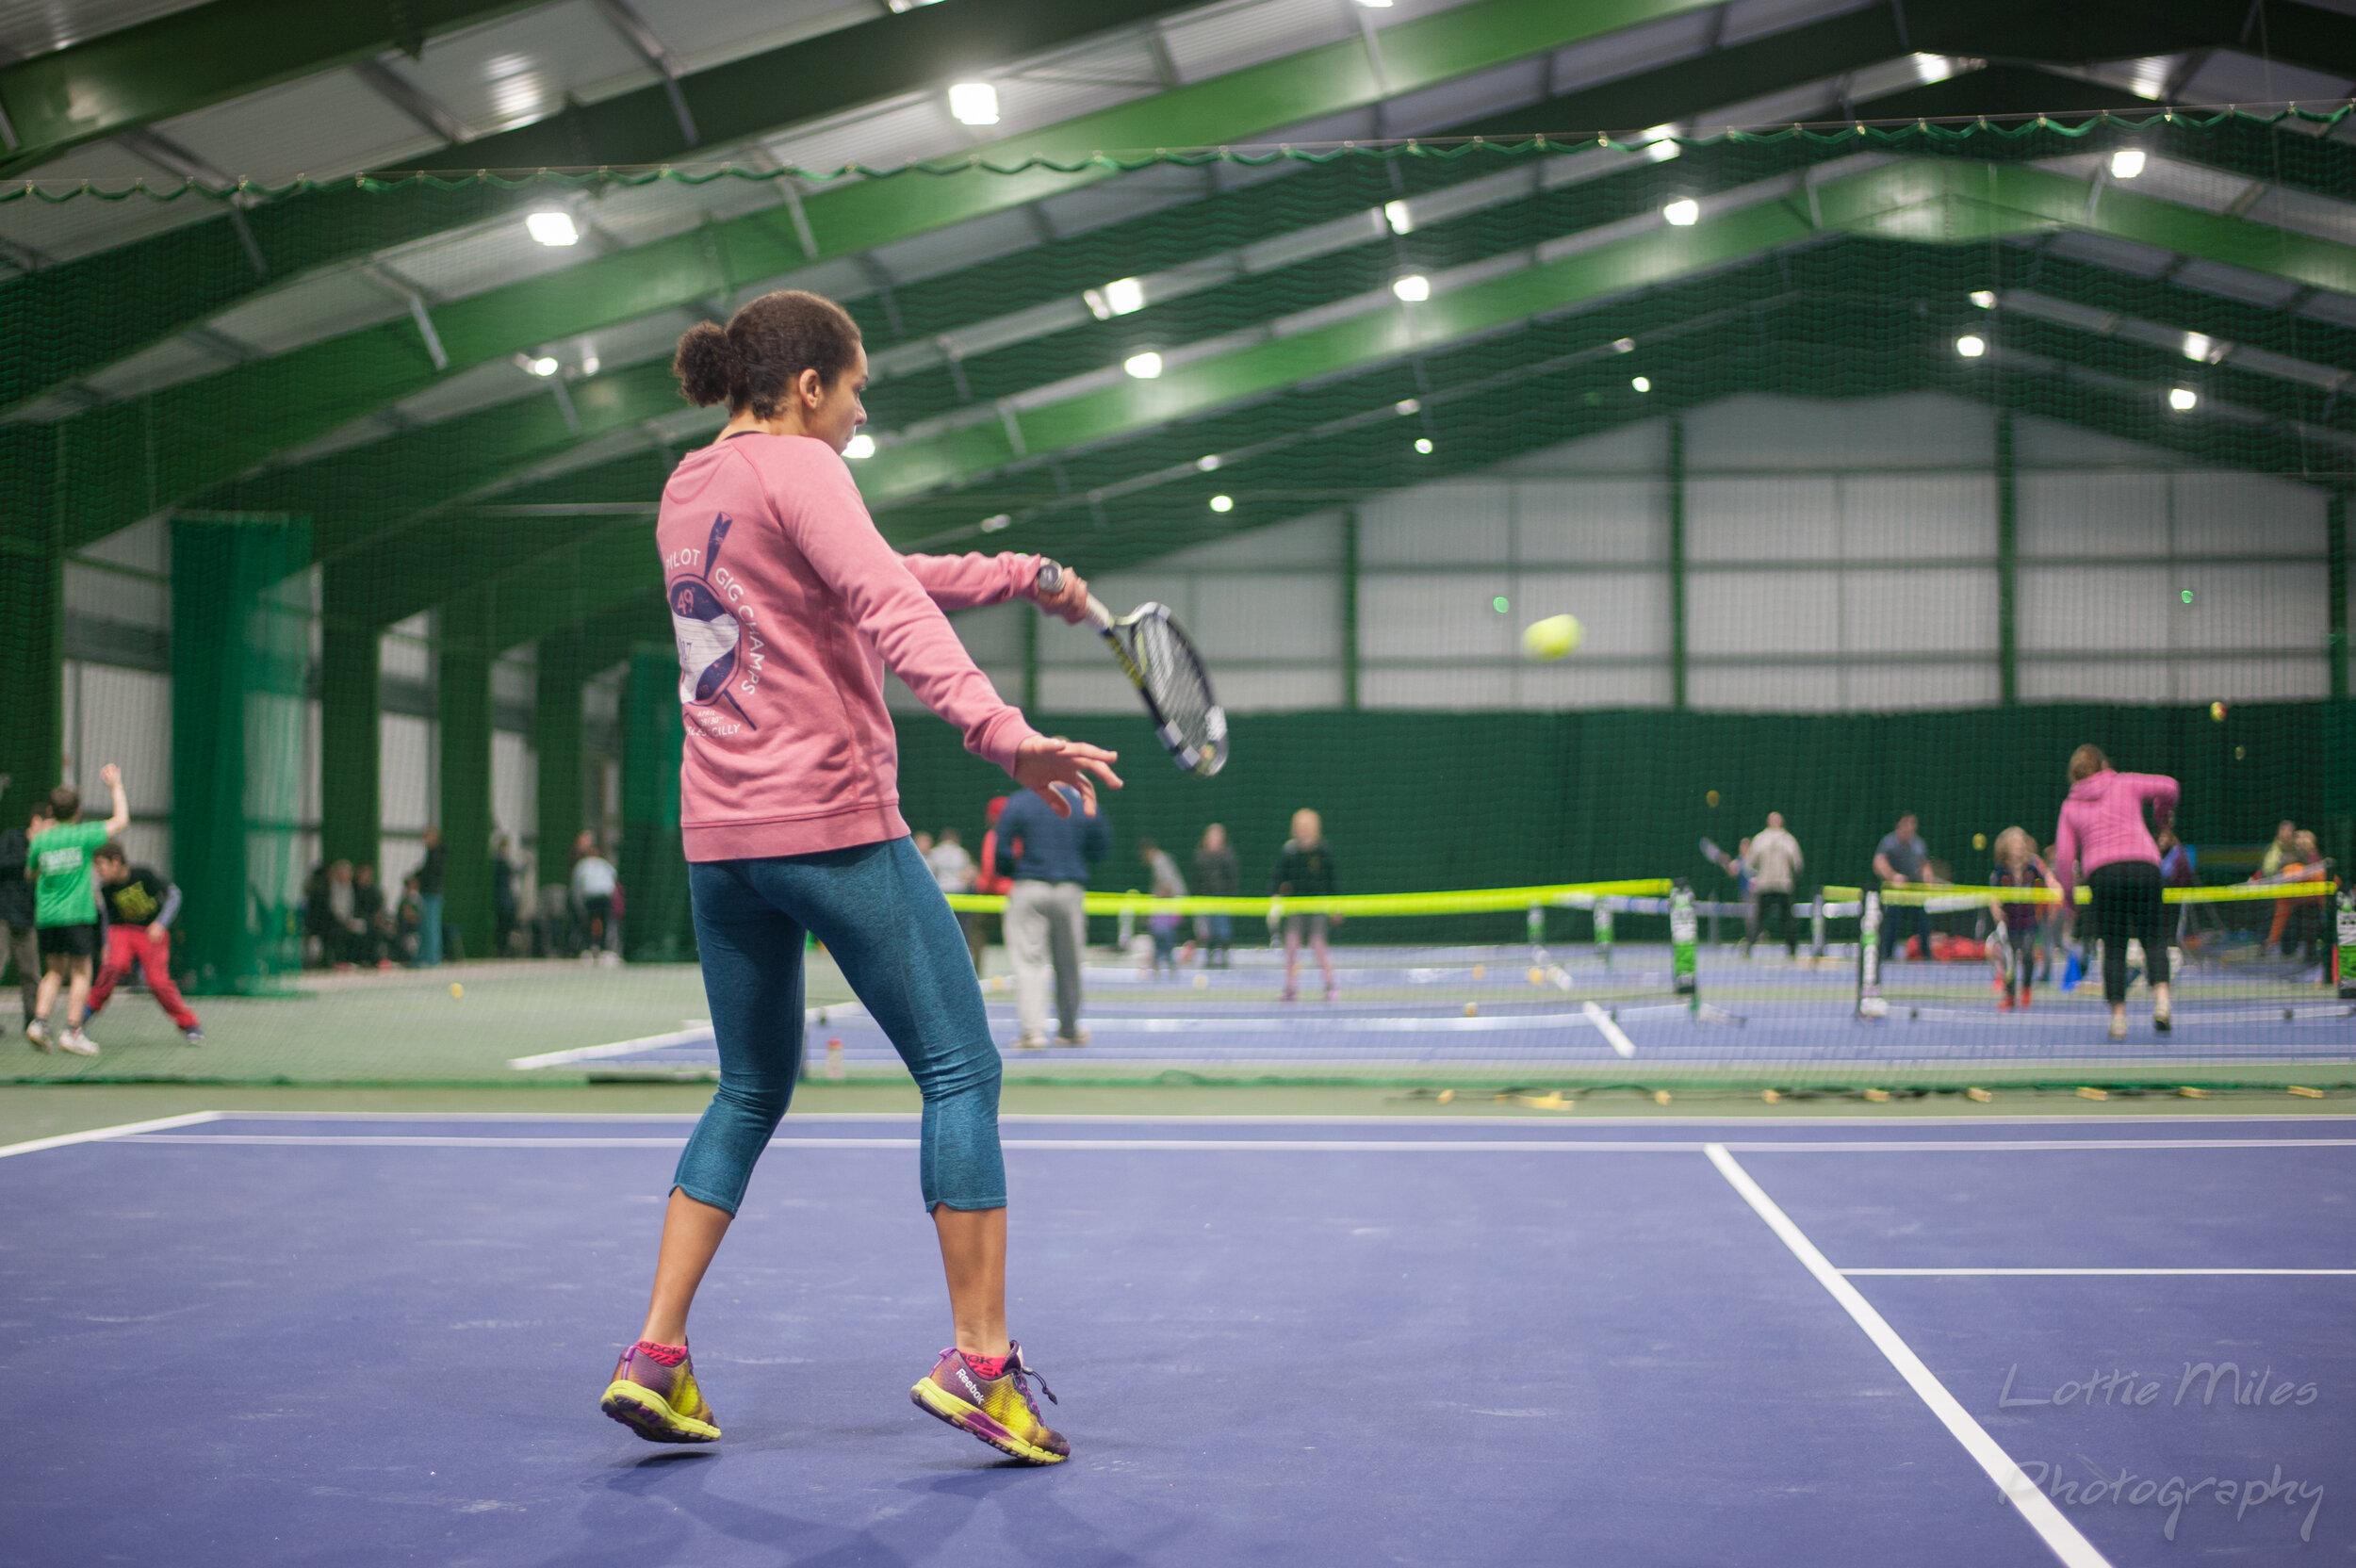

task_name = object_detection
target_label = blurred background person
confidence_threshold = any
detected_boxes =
[415,826,447,967]
[926,826,983,972]
[1745,811,1804,958]
[1191,823,1238,969]
[573,841,620,959]
[1000,784,1106,1049]
[1873,812,1933,963]
[86,841,202,1044]
[1272,808,1337,1004]
[1137,838,1187,978]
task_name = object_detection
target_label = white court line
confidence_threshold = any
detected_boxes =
[0,1110,221,1159]
[1842,1266,2356,1277]
[104,1133,2356,1153]
[509,1005,867,1070]
[1582,1000,1637,1058]
[172,1109,2356,1127]
[1705,1143,2112,1568]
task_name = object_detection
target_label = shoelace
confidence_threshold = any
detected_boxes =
[945,1348,1058,1414]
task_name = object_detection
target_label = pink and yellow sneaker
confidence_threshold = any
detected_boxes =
[600,1340,721,1444]
[910,1342,1069,1464]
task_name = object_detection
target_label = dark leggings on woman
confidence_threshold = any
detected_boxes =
[2087,859,2168,1005]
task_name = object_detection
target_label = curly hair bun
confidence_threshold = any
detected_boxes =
[673,320,742,409]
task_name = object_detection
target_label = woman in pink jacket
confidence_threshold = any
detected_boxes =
[597,289,1121,1467]
[2053,744,2178,1040]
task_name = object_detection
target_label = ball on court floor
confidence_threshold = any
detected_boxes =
[1521,613,1584,662]
[1193,972,1209,989]
[1463,1002,1479,1017]
[1471,963,1485,980]
[449,983,464,999]
[1527,966,1546,986]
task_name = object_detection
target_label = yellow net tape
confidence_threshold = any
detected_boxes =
[943,878,1674,918]
[1820,879,2338,907]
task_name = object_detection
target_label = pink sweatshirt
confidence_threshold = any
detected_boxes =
[2053,770,2178,899]
[656,432,1043,862]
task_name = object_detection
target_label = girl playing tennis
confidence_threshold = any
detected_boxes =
[599,288,1120,1465]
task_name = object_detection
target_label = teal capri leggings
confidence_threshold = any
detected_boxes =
[674,837,1004,1215]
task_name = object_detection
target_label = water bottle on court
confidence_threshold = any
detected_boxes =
[1669,881,1698,1000]
[1594,904,1613,968]
[826,1037,843,1081]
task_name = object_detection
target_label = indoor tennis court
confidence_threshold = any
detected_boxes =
[7,1109,2348,1564]
[7,0,2356,1562]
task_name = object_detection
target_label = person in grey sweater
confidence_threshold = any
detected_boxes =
[1743,811,1804,957]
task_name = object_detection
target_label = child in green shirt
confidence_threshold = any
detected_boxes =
[26,765,129,1056]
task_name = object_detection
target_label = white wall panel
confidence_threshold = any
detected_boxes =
[491,730,535,845]
[381,614,433,682]
[380,713,434,833]
[2019,565,2171,651]
[1358,482,1512,565]
[73,665,172,806]
[1841,473,1996,559]
[2018,661,2173,703]
[1215,667,1346,711]
[2019,473,2168,558]
[1841,567,1999,656]
[63,563,170,628]
[1843,662,2001,710]
[118,822,172,876]
[2172,564,2328,651]
[1357,574,1516,660]
[2191,656,2329,700]
[1682,392,1993,470]
[1362,667,1514,708]
[2012,416,2156,467]
[1190,575,1342,661]
[1513,570,1670,658]
[2171,471,2328,556]
[1688,664,1842,710]
[1514,664,1674,709]
[1515,479,1666,564]
[1686,477,1839,562]
[1687,571,1838,656]
[1036,666,1144,712]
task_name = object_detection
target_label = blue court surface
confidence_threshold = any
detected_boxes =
[6,1111,2350,1565]
[518,944,2356,1074]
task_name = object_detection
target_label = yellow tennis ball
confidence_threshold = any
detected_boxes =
[449,983,464,999]
[1463,1002,1480,1017]
[1521,613,1583,661]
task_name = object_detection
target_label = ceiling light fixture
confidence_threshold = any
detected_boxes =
[2181,332,2214,362]
[528,355,560,376]
[1970,290,1996,309]
[1395,398,1420,416]
[2109,148,2146,180]
[1662,198,1699,226]
[1631,376,1651,393]
[2168,386,2198,411]
[1209,494,1234,512]
[843,433,875,459]
[1196,454,1221,471]
[979,513,1011,532]
[948,82,999,125]
[526,211,579,246]
[1383,200,1413,235]
[1415,437,1434,453]
[1392,274,1430,302]
[1955,335,1986,358]
[1123,351,1164,379]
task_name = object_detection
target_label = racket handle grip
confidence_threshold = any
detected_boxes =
[1034,562,1115,629]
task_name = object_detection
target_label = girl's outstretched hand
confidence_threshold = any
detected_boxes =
[1014,736,1122,817]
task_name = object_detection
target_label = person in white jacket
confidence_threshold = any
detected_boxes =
[1744,812,1804,957]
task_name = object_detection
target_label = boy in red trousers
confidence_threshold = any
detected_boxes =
[86,841,203,1045]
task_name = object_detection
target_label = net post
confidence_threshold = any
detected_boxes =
[1809,892,1827,960]
[1669,879,1698,1006]
[1856,890,1887,1018]
[1526,903,1544,963]
[1594,900,1613,968]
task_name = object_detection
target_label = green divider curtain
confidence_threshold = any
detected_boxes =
[620,645,694,963]
[171,514,311,995]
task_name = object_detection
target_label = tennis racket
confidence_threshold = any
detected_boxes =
[1036,563,1227,777]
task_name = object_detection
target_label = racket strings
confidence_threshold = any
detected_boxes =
[1134,613,1215,745]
